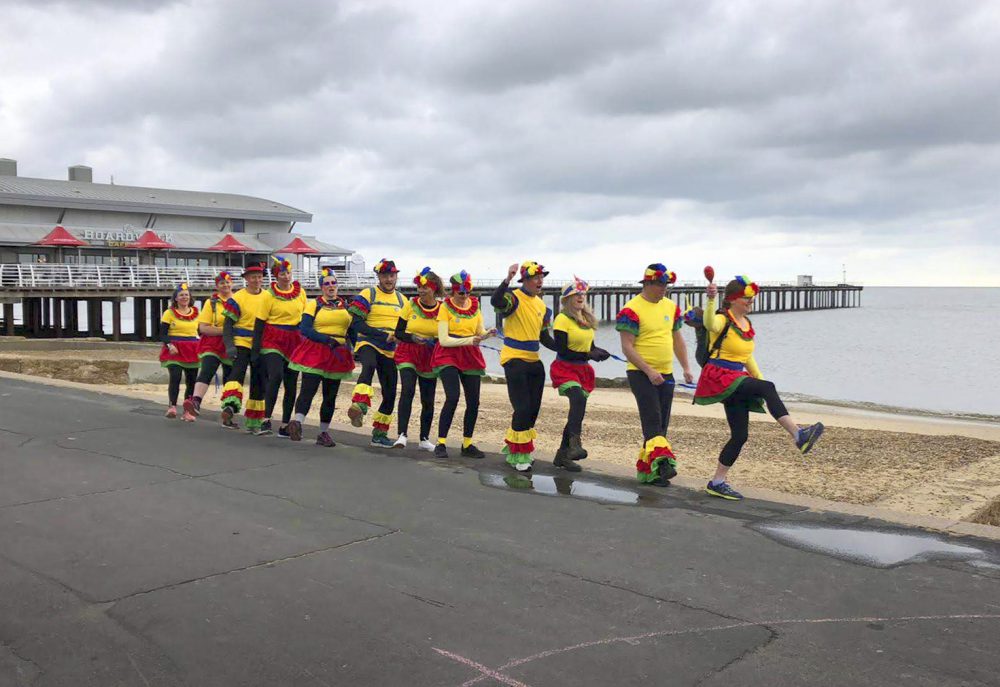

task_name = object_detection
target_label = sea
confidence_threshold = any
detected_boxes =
[20,287,999,419]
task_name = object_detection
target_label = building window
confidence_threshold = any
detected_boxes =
[231,220,245,233]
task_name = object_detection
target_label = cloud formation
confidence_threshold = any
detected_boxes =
[2,0,998,284]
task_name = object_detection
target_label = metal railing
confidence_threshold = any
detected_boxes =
[0,263,860,291]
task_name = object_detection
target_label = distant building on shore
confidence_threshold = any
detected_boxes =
[0,157,357,273]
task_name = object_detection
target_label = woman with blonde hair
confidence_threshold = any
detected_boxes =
[158,283,200,418]
[549,277,610,471]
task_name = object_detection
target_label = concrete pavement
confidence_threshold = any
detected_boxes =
[1,375,999,686]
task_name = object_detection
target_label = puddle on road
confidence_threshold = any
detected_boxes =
[479,472,641,506]
[753,523,993,569]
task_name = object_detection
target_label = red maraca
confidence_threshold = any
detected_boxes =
[703,265,715,284]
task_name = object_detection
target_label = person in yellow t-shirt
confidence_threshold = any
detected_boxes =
[347,258,405,447]
[693,275,824,501]
[550,276,610,473]
[616,263,693,486]
[431,270,495,459]
[490,260,557,472]
[158,282,200,419]
[391,267,444,450]
[183,270,235,422]
[219,261,273,431]
[253,256,308,437]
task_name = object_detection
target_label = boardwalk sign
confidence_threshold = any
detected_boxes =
[81,227,174,247]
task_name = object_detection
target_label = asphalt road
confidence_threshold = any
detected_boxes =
[1,375,999,686]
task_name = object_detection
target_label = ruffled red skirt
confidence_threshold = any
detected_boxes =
[394,340,437,376]
[288,339,355,379]
[550,359,596,395]
[694,362,750,404]
[261,324,302,360]
[197,334,229,363]
[432,344,486,375]
[160,339,200,368]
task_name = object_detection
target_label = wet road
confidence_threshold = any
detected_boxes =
[1,375,999,686]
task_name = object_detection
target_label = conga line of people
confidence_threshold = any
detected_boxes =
[159,258,824,500]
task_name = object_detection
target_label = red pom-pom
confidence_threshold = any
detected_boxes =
[703,266,715,282]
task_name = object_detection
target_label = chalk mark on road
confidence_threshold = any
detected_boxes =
[433,648,534,687]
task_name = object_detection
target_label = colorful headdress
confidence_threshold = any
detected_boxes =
[374,258,399,274]
[681,299,703,326]
[450,270,473,294]
[270,255,292,276]
[214,270,234,284]
[172,282,189,301]
[727,274,760,301]
[518,260,549,282]
[413,266,435,287]
[242,261,267,277]
[641,263,677,285]
[318,266,338,287]
[561,275,589,299]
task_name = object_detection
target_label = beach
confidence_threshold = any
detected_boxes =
[5,344,998,527]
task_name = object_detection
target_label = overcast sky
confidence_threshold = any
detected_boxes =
[2,0,998,285]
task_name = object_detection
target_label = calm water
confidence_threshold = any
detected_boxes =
[20,287,998,417]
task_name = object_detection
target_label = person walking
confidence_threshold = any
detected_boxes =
[219,262,273,431]
[183,270,235,421]
[159,282,199,418]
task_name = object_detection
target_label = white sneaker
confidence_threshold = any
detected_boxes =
[392,434,408,449]
[514,461,533,472]
[418,439,435,452]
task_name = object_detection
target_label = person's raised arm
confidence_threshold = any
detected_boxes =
[491,262,519,313]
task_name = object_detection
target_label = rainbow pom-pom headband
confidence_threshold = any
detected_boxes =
[726,274,760,301]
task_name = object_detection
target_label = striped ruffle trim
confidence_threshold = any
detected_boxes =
[636,435,676,483]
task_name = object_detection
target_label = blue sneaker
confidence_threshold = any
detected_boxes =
[706,481,743,500]
[370,435,395,448]
[796,422,825,455]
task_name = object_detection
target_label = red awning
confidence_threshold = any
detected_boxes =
[34,225,89,247]
[126,230,175,249]
[277,237,319,254]
[208,233,254,252]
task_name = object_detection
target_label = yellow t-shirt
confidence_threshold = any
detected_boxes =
[224,288,273,348]
[615,295,682,374]
[197,297,227,329]
[305,297,352,342]
[498,288,551,365]
[350,286,405,357]
[703,297,761,378]
[399,298,441,340]
[439,297,483,338]
[161,307,200,339]
[553,313,594,354]
[259,281,307,326]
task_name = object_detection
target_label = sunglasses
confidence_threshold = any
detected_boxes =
[322,280,338,286]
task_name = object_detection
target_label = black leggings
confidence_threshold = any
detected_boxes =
[224,347,266,407]
[196,355,232,387]
[626,370,675,442]
[398,368,437,440]
[295,373,340,424]
[560,387,588,448]
[503,359,545,432]
[263,352,298,423]
[438,367,481,440]
[167,366,197,406]
[719,378,789,467]
[356,346,397,415]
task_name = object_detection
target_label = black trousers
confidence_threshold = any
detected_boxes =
[224,347,266,407]
[719,378,789,467]
[356,346,397,415]
[503,359,545,432]
[167,366,197,406]
[438,367,481,440]
[626,370,675,443]
[295,373,340,424]
[560,387,588,448]
[398,368,436,440]
[263,352,298,423]
[196,355,232,387]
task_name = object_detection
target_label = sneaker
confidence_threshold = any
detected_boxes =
[461,444,486,460]
[418,439,435,452]
[433,444,449,458]
[255,419,273,436]
[513,461,533,473]
[183,397,201,418]
[796,422,825,455]
[182,409,196,423]
[651,458,677,487]
[347,403,364,428]
[165,406,177,419]
[706,481,744,501]
[554,451,582,472]
[566,435,587,461]
[393,434,408,449]
[277,425,290,439]
[370,435,394,448]
[286,420,303,442]
[316,431,336,447]
[220,406,238,430]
